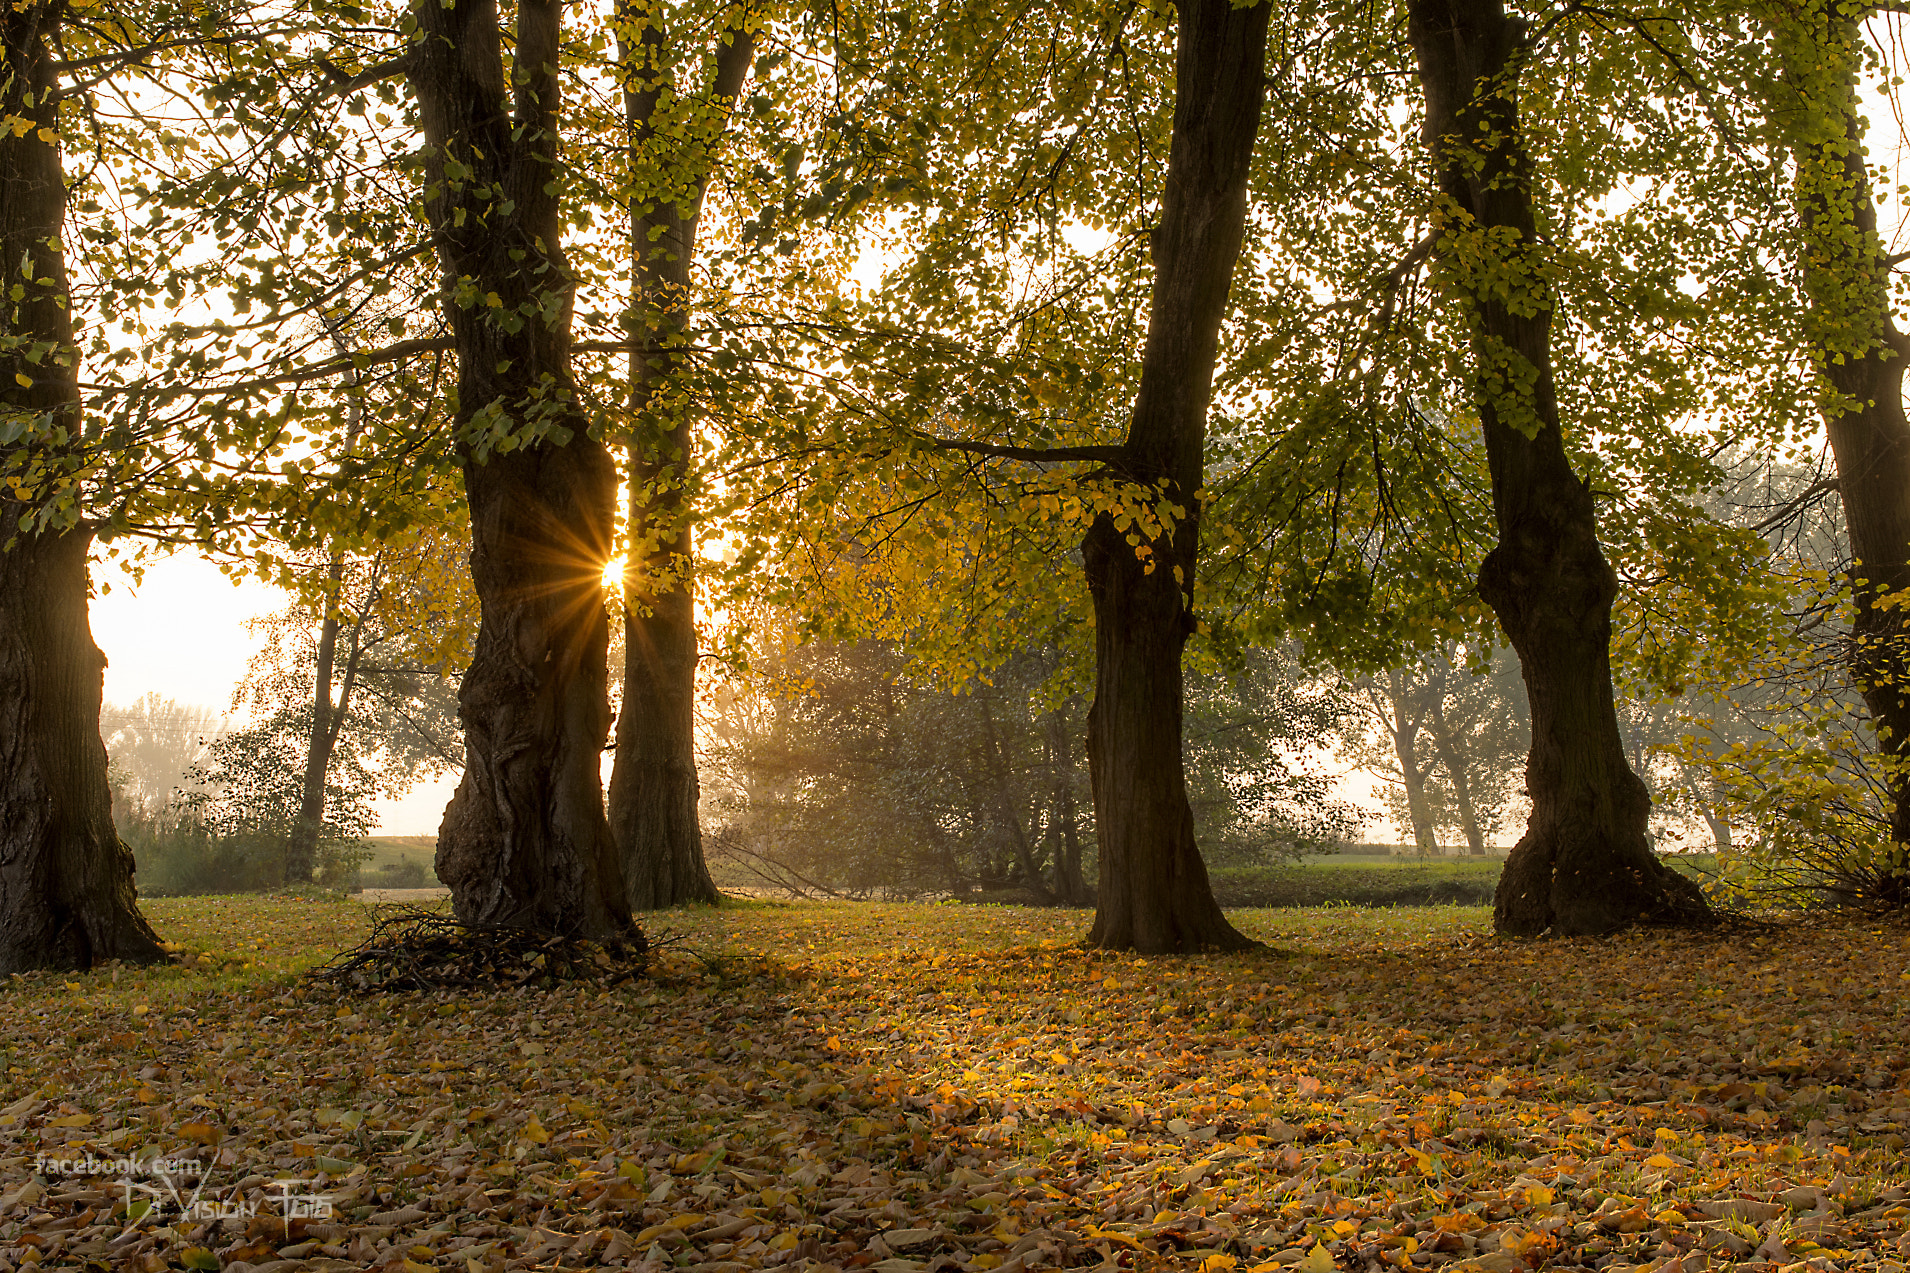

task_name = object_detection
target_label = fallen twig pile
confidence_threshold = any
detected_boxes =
[304,905,650,992]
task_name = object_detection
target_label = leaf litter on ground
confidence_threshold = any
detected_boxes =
[0,898,1906,1273]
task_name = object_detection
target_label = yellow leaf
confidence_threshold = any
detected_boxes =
[48,1113,91,1128]
[14,373,32,387]
[178,1121,219,1144]
[1202,1256,1239,1273]
[522,1118,549,1144]
[1296,1244,1337,1273]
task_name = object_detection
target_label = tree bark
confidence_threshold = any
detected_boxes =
[0,0,164,972]
[1406,0,1711,935]
[411,0,634,939]
[1773,0,1910,876]
[1082,0,1267,954]
[608,1,753,909]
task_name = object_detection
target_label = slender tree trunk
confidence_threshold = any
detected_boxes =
[1083,0,1268,954]
[286,554,345,884]
[1386,670,1441,855]
[1772,1,1910,882]
[411,0,633,940]
[1046,705,1092,904]
[1407,0,1711,934]
[287,318,372,884]
[0,0,163,972]
[608,2,754,909]
[980,697,1054,903]
[1425,696,1487,854]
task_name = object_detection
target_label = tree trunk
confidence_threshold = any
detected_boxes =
[1406,0,1711,935]
[1387,670,1442,855]
[286,555,346,884]
[608,1,753,909]
[1083,0,1267,954]
[288,319,372,884]
[0,0,164,972]
[1425,695,1487,854]
[1045,705,1092,905]
[1773,0,1910,875]
[411,0,634,940]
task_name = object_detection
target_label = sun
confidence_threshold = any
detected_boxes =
[601,556,625,589]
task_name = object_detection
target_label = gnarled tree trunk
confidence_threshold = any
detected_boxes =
[1082,0,1268,954]
[608,1,753,909]
[0,0,163,972]
[1773,1,1910,885]
[1407,0,1711,935]
[412,0,633,939]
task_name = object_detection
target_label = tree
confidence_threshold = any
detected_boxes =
[0,0,165,972]
[1342,648,1527,855]
[607,0,756,910]
[707,640,1093,900]
[229,538,466,884]
[1078,0,1271,953]
[102,694,223,816]
[408,0,634,939]
[1757,0,1910,897]
[1405,0,1712,934]
[1182,648,1365,866]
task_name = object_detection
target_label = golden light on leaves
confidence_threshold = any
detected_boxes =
[0,898,1904,1273]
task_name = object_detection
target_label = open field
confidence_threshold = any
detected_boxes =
[2,900,1906,1273]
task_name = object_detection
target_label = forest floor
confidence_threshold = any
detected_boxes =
[1,900,1907,1273]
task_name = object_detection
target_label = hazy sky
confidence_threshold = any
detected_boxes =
[92,549,457,836]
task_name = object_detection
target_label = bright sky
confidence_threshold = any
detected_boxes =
[92,549,458,836]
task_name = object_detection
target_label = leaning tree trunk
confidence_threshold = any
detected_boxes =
[1773,0,1910,876]
[1082,0,1268,954]
[411,0,633,940]
[0,0,164,972]
[607,0,753,909]
[1407,0,1711,935]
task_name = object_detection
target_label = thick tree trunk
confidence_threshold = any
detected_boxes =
[1082,0,1267,954]
[412,0,634,940]
[608,2,753,909]
[1407,0,1711,935]
[0,0,163,972]
[1775,1,1910,877]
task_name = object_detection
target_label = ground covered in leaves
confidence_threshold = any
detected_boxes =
[2,900,1907,1273]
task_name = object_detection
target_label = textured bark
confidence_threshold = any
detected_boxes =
[608,4,753,909]
[412,0,633,939]
[0,0,163,972]
[1775,1,1910,868]
[1082,0,1267,954]
[1407,0,1711,935]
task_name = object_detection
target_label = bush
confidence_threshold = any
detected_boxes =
[369,859,428,889]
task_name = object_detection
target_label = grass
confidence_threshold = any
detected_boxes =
[3,897,1906,1273]
[1210,859,1504,908]
[358,835,440,888]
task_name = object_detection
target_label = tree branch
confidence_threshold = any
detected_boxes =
[925,438,1125,464]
